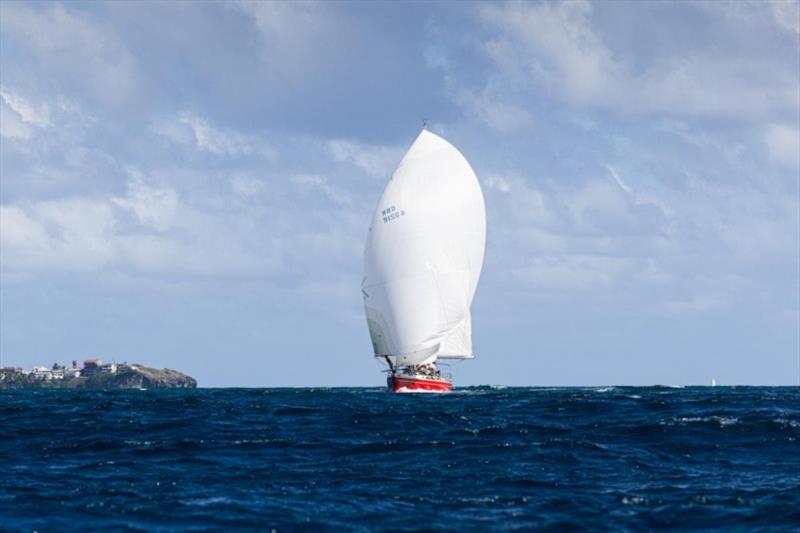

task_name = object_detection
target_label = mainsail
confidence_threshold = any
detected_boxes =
[362,129,486,368]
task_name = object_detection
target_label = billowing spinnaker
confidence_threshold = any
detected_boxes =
[362,130,486,366]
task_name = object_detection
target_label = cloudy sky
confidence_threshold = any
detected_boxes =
[1,1,798,386]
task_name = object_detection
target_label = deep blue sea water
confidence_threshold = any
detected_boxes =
[1,387,798,531]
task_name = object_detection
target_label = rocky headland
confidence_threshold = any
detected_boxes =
[0,362,197,389]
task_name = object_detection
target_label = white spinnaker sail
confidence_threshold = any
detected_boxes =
[362,130,486,367]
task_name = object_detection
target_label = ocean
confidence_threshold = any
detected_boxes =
[1,387,798,531]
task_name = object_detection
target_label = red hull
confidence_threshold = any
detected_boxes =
[389,375,452,393]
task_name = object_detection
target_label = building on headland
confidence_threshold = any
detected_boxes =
[82,359,102,375]
[51,363,80,379]
[1,359,108,382]
[32,366,52,379]
[22,359,116,378]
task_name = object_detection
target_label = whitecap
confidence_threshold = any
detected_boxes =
[621,496,646,505]
[665,416,739,427]
[181,497,232,507]
[774,418,800,428]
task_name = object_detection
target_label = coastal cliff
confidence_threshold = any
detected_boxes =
[0,364,197,389]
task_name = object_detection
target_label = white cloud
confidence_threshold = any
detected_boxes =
[0,165,361,281]
[655,119,748,168]
[0,3,139,104]
[177,113,252,157]
[0,92,112,203]
[481,1,616,103]
[0,102,33,140]
[771,0,800,34]
[483,175,512,193]
[477,161,798,316]
[151,112,275,158]
[0,88,52,140]
[111,172,179,232]
[0,178,176,274]
[605,165,632,193]
[685,179,798,260]
[764,123,800,168]
[454,88,533,132]
[230,175,266,197]
[292,174,350,206]
[0,88,50,128]
[0,190,260,277]
[424,33,533,132]
[511,254,634,292]
[0,206,49,247]
[478,0,799,120]
[0,199,116,272]
[232,0,341,79]
[328,139,403,178]
[149,117,194,146]
[234,1,324,51]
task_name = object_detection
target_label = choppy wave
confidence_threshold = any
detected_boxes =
[1,386,798,530]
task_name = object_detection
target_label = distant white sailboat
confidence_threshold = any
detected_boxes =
[711,377,717,387]
[362,129,486,392]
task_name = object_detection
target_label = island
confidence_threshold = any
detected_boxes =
[0,359,197,389]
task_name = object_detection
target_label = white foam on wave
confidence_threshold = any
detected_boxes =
[661,416,739,427]
[774,418,800,428]
[446,389,484,396]
[458,496,499,504]
[621,496,647,505]
[181,496,233,507]
[124,440,157,446]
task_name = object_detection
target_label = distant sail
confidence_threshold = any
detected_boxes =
[362,130,486,369]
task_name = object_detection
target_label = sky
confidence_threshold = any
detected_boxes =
[1,0,798,387]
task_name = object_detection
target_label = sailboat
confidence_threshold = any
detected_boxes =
[362,129,486,392]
